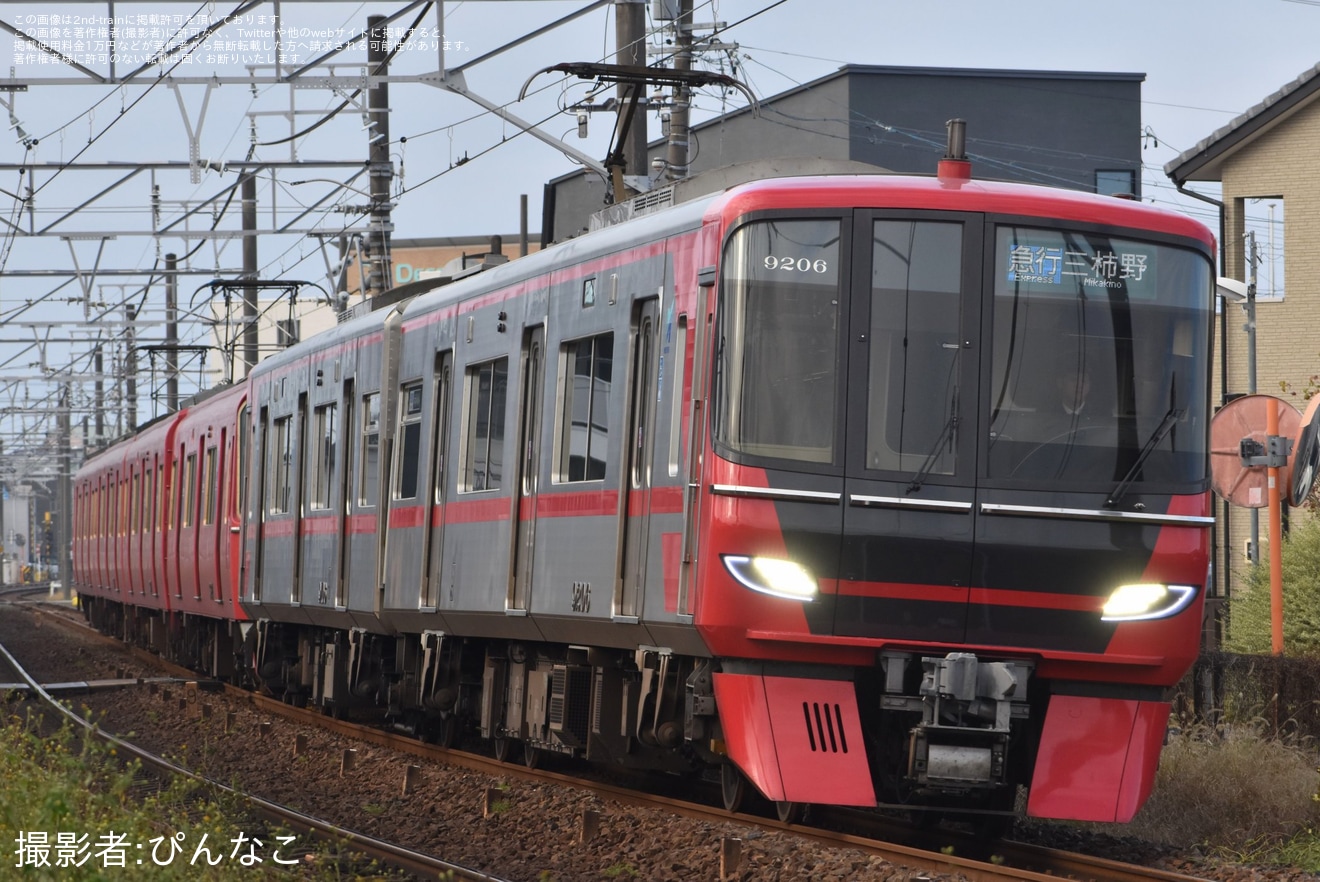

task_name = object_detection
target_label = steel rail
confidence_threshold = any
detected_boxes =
[0,625,512,882]
[28,603,1214,882]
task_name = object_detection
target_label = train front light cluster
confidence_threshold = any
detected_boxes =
[721,555,817,602]
[1101,583,1196,621]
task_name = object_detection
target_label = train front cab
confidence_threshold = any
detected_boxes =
[693,178,1216,823]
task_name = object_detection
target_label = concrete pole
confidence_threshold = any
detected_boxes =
[665,0,693,181]
[520,194,529,258]
[58,383,71,600]
[165,252,179,410]
[124,304,138,431]
[615,0,648,183]
[93,346,104,448]
[242,172,259,377]
[366,15,395,297]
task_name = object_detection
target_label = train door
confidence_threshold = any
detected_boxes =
[209,433,225,604]
[422,354,452,608]
[618,298,660,619]
[152,459,162,598]
[249,408,268,603]
[335,383,354,608]
[232,404,249,611]
[129,465,141,595]
[292,393,307,603]
[172,451,183,602]
[835,212,983,642]
[509,326,545,612]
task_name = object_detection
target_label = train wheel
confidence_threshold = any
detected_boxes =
[523,744,542,770]
[493,737,515,763]
[775,801,805,825]
[436,714,460,748]
[720,763,747,814]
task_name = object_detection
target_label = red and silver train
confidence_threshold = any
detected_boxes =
[74,156,1216,827]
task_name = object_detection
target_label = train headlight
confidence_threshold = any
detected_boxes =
[721,555,817,602]
[1101,583,1196,621]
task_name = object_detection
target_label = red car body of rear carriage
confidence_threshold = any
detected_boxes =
[168,384,248,621]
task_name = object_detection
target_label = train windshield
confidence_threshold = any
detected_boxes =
[714,215,1212,491]
[985,225,1212,486]
[714,218,842,465]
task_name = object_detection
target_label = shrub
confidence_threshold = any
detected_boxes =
[1226,516,1320,657]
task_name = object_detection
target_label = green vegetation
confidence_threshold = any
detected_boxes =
[1226,516,1320,656]
[0,710,395,879]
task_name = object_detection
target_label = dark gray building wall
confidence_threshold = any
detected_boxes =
[544,65,1144,243]
[680,76,852,173]
[843,67,1143,193]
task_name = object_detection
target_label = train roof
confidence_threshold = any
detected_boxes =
[253,168,1216,373]
[699,173,1215,248]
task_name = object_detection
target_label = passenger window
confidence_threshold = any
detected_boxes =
[183,453,198,528]
[359,393,381,506]
[270,416,293,514]
[557,333,613,482]
[202,447,217,525]
[394,384,424,499]
[310,403,338,510]
[462,358,508,492]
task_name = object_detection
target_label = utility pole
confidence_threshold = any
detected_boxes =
[615,0,648,186]
[165,252,179,410]
[57,383,71,601]
[366,15,395,298]
[665,0,693,181]
[242,172,259,377]
[93,345,104,449]
[124,304,138,431]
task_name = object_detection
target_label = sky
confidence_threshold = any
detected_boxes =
[0,0,1316,460]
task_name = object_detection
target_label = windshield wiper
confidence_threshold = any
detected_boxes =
[907,388,958,494]
[1105,404,1184,507]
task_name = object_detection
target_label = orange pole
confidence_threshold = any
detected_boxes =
[1267,397,1285,655]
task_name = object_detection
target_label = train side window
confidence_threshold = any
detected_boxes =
[310,402,338,510]
[183,452,198,529]
[360,392,381,507]
[432,359,452,505]
[166,462,176,530]
[143,466,154,537]
[236,403,250,521]
[394,383,424,500]
[667,315,688,478]
[131,471,141,536]
[202,447,217,525]
[270,416,293,514]
[556,333,613,482]
[461,358,508,492]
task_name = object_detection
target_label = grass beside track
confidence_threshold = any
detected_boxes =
[1056,724,1320,872]
[0,707,405,880]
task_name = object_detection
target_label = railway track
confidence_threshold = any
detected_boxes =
[0,609,512,882]
[0,598,1218,882]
